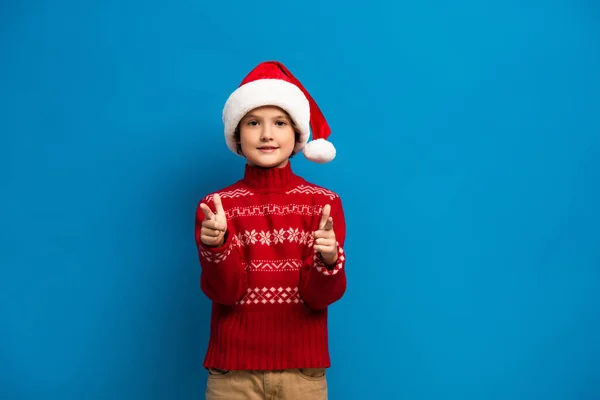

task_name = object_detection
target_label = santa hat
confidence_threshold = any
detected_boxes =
[222,61,336,163]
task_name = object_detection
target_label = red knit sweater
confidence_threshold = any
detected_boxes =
[194,162,347,371]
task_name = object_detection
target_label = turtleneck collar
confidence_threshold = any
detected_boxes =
[242,162,299,192]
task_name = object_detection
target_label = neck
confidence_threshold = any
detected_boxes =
[242,162,298,192]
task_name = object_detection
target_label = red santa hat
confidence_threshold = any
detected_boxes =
[222,61,336,163]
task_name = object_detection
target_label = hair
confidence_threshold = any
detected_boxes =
[233,115,303,157]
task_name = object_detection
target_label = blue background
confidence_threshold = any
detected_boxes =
[2,0,599,399]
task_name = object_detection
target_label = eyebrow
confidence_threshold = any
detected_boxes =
[244,114,290,120]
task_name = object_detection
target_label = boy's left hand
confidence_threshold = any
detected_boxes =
[314,204,338,266]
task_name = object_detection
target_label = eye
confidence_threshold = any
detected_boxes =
[275,120,288,126]
[247,120,259,126]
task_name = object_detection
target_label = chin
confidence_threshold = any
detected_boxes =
[247,154,289,169]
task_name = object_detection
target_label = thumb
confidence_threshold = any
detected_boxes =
[212,194,227,231]
[323,216,334,231]
[319,204,331,230]
[213,193,225,216]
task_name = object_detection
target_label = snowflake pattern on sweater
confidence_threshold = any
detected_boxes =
[194,162,347,371]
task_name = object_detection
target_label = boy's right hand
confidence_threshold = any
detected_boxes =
[199,193,228,247]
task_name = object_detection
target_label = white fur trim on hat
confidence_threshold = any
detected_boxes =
[222,79,310,156]
[303,138,336,163]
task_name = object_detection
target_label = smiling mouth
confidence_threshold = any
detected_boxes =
[258,146,278,150]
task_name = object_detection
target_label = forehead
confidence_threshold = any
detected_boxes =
[243,105,291,119]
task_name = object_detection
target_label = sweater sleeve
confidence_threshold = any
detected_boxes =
[299,195,347,311]
[194,196,247,306]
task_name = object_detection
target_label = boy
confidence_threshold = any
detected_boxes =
[194,61,347,400]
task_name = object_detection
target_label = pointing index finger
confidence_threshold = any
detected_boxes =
[200,203,214,220]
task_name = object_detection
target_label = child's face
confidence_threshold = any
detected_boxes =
[238,106,296,168]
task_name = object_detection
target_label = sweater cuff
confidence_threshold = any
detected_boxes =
[313,242,345,276]
[198,230,239,264]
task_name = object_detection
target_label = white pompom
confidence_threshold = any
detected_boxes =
[302,139,336,163]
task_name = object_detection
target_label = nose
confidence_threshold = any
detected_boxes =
[260,124,273,141]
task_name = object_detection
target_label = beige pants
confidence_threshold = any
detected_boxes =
[205,367,328,400]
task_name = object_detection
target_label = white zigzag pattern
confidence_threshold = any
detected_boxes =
[244,259,303,272]
[205,189,254,202]
[237,286,303,305]
[198,234,240,264]
[286,185,338,200]
[237,229,314,247]
[314,243,345,276]
[226,204,322,220]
